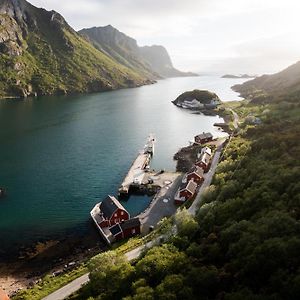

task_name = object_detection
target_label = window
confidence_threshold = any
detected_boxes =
[132,229,136,234]
[114,213,117,217]
[121,211,124,215]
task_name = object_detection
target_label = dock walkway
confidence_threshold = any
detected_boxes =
[119,135,155,195]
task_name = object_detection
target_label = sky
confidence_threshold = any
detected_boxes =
[29,0,300,75]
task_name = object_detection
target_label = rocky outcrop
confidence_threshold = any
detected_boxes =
[172,89,221,110]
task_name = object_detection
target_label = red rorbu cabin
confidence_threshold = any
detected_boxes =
[98,195,130,228]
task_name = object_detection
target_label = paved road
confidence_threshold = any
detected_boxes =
[188,140,225,216]
[139,174,183,235]
[42,134,232,300]
[42,273,90,300]
[42,237,161,300]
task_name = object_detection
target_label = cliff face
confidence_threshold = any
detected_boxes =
[79,25,197,79]
[79,25,158,80]
[139,45,196,78]
[0,0,151,98]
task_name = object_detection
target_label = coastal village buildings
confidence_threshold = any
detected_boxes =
[194,132,213,144]
[97,195,130,228]
[91,195,141,244]
[120,218,141,238]
[109,218,141,241]
[184,165,204,185]
[196,152,211,172]
[174,180,198,205]
[174,145,213,206]
[200,146,212,157]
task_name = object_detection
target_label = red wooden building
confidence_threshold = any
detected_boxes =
[120,218,141,238]
[195,152,211,172]
[109,218,141,241]
[98,195,130,228]
[174,180,198,205]
[194,132,213,145]
[186,165,204,185]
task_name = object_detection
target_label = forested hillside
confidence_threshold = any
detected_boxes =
[68,82,300,299]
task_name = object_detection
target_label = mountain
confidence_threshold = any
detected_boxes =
[79,25,158,80]
[139,45,196,78]
[221,74,255,79]
[79,25,197,79]
[233,61,300,100]
[0,0,152,98]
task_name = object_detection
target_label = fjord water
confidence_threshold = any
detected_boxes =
[0,75,246,256]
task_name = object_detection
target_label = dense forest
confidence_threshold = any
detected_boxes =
[67,90,300,300]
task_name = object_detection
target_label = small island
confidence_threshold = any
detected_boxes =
[221,74,256,79]
[172,89,221,110]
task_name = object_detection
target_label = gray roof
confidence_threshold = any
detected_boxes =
[189,165,204,178]
[180,180,197,194]
[120,218,141,231]
[100,195,127,218]
[195,132,213,140]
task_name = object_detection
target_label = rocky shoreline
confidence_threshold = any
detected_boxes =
[0,225,106,295]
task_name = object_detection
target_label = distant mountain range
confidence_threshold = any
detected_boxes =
[221,74,256,79]
[79,25,196,79]
[0,0,195,99]
[233,61,300,101]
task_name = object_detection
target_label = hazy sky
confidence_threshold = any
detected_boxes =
[29,0,300,74]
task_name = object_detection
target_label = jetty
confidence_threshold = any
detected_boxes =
[119,134,155,195]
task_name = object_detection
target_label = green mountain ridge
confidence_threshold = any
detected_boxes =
[0,0,153,98]
[79,25,197,79]
[233,60,300,101]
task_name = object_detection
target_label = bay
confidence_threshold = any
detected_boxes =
[0,75,246,255]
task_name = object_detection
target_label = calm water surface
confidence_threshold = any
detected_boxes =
[0,75,246,255]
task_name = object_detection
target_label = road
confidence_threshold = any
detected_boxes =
[230,108,239,129]
[42,273,90,300]
[42,237,160,300]
[42,133,233,300]
[188,139,225,216]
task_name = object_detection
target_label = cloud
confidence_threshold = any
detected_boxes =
[29,0,300,74]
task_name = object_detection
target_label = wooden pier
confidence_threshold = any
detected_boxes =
[118,135,155,195]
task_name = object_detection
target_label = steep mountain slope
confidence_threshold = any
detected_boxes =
[79,25,158,79]
[139,45,196,78]
[233,60,300,100]
[79,25,197,79]
[0,0,151,98]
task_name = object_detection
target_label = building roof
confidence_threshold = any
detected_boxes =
[100,195,128,218]
[188,165,204,178]
[186,180,198,194]
[180,180,197,194]
[109,223,122,236]
[195,132,213,141]
[196,152,210,166]
[120,218,141,231]
[201,146,212,156]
